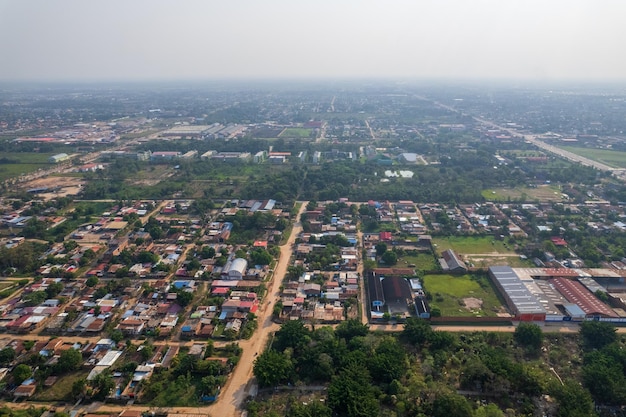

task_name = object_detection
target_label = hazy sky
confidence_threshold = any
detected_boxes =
[1,0,625,82]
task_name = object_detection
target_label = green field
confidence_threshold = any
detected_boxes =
[278,127,313,138]
[560,146,626,169]
[31,370,90,401]
[398,252,438,272]
[422,274,503,317]
[482,185,564,202]
[432,236,512,255]
[0,152,56,181]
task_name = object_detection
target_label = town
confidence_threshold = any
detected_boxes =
[1,82,626,417]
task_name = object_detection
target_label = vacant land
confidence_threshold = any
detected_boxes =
[422,274,504,317]
[560,146,626,169]
[432,236,512,255]
[398,252,438,272]
[482,185,564,202]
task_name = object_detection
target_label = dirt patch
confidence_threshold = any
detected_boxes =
[20,176,84,200]
[463,297,483,311]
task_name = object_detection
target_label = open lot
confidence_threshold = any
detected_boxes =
[398,252,438,272]
[432,236,512,255]
[18,176,84,200]
[481,184,564,202]
[422,273,504,317]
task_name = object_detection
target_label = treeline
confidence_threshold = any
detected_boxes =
[250,319,623,417]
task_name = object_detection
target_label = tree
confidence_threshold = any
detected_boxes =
[514,322,543,351]
[91,370,115,400]
[55,348,82,374]
[381,250,398,265]
[46,282,64,298]
[431,392,473,417]
[85,276,99,287]
[580,321,617,350]
[327,363,378,417]
[253,350,294,387]
[0,347,15,365]
[175,290,194,307]
[402,317,433,346]
[12,364,32,384]
[71,378,86,400]
[273,320,310,353]
[109,329,123,344]
[375,243,387,256]
[551,380,595,417]
[335,319,368,342]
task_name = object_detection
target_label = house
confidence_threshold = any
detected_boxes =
[440,249,468,272]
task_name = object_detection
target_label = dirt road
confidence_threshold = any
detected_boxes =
[206,201,307,417]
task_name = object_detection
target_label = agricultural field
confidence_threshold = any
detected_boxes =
[432,235,513,255]
[278,127,313,138]
[481,184,565,202]
[422,273,505,317]
[560,145,626,169]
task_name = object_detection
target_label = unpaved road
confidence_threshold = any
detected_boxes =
[206,201,308,417]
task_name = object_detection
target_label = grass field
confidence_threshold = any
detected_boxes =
[278,127,313,138]
[422,274,503,317]
[398,252,438,272]
[0,152,56,181]
[482,185,564,202]
[32,370,90,401]
[432,236,513,255]
[560,146,626,169]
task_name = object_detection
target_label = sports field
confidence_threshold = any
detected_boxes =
[278,127,313,138]
[481,185,564,202]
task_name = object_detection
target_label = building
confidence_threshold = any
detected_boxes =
[49,153,70,163]
[488,266,546,321]
[223,258,248,280]
[440,249,468,272]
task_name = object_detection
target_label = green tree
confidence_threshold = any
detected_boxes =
[327,363,378,417]
[335,319,368,342]
[273,320,311,353]
[12,364,32,384]
[45,282,64,299]
[381,250,398,265]
[401,317,433,346]
[55,348,82,374]
[85,276,99,287]
[175,290,194,307]
[71,378,86,400]
[375,242,387,256]
[514,322,544,351]
[431,392,473,417]
[551,380,595,417]
[253,350,294,387]
[0,347,15,365]
[580,321,617,350]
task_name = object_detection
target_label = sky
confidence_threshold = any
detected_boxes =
[1,0,625,82]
